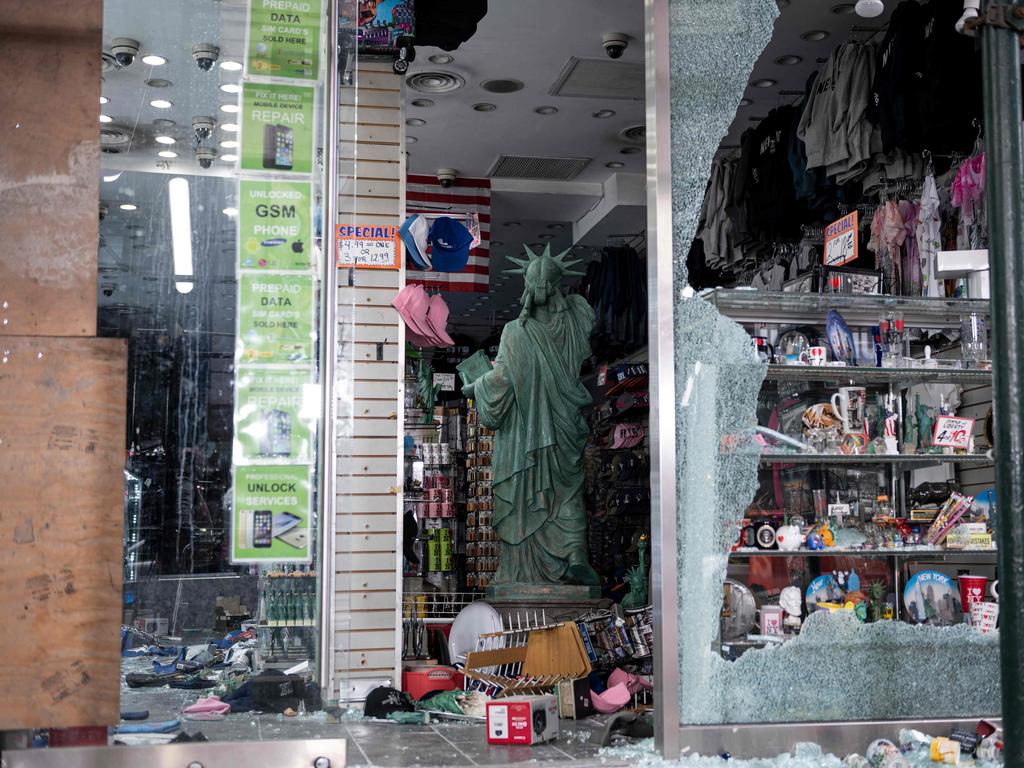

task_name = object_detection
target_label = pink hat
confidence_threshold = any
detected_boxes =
[424,294,455,348]
[391,285,435,343]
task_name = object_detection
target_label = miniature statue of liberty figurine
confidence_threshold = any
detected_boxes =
[461,245,600,587]
[903,395,917,451]
[621,535,649,609]
[916,394,934,452]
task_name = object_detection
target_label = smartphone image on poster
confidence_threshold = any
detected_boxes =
[253,509,273,548]
[259,409,292,458]
[278,527,308,550]
[262,124,293,170]
[273,511,302,536]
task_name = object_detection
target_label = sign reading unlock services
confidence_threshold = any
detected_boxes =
[240,82,315,175]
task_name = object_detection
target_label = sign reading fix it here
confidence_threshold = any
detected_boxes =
[336,224,401,269]
[824,211,859,267]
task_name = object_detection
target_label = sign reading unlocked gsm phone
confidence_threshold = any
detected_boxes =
[336,223,401,269]
[824,211,859,267]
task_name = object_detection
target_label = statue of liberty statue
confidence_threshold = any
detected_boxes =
[461,245,600,587]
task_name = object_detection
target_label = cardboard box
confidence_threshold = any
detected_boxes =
[556,678,595,719]
[486,694,559,745]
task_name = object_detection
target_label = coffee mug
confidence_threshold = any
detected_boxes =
[958,574,987,613]
[756,605,785,636]
[751,336,774,364]
[802,346,827,366]
[971,601,999,633]
[776,525,805,551]
[831,386,867,435]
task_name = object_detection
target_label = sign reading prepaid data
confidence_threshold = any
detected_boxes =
[246,0,322,81]
[240,82,315,175]
[237,273,314,365]
[239,179,313,270]
[231,464,311,563]
[234,368,316,462]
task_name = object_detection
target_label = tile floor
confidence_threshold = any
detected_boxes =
[118,685,630,767]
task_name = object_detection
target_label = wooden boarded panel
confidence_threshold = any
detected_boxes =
[0,336,127,728]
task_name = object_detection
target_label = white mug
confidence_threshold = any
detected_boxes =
[831,386,867,435]
[776,525,805,551]
[802,346,827,367]
[756,605,785,636]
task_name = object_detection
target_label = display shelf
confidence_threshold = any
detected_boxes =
[751,452,993,466]
[700,289,989,326]
[764,364,992,385]
[728,548,997,559]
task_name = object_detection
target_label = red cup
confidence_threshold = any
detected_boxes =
[958,574,988,612]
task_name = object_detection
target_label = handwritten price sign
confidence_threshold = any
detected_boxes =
[336,224,401,269]
[824,211,859,267]
[932,415,975,449]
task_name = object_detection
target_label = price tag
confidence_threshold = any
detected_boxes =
[932,416,975,449]
[336,223,401,269]
[433,372,456,391]
[823,211,859,267]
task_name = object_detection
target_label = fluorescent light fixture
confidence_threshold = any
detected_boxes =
[158,150,177,158]
[220,154,238,162]
[219,140,238,148]
[220,123,239,132]
[175,281,194,294]
[222,207,238,216]
[219,104,239,113]
[142,54,167,66]
[99,114,112,123]
[168,177,193,289]
[155,135,175,144]
[150,99,173,109]
[220,83,241,94]
[219,60,242,71]
[119,203,137,211]
[102,172,122,183]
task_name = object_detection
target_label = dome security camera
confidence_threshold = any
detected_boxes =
[602,32,629,59]
[111,37,140,67]
[192,43,220,72]
[192,115,217,142]
[436,168,458,189]
[195,146,217,169]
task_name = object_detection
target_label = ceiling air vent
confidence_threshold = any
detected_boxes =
[489,154,591,181]
[406,70,465,94]
[100,126,132,153]
[619,124,646,143]
[549,57,644,101]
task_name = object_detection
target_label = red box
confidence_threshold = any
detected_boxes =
[486,695,559,745]
[401,666,463,701]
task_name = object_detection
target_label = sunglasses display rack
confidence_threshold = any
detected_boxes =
[465,402,498,591]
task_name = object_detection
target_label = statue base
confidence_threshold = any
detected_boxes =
[485,583,609,622]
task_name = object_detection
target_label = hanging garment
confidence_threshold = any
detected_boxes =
[952,154,986,249]
[916,175,942,297]
[868,0,928,154]
[899,199,921,296]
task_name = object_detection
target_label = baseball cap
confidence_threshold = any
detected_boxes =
[399,215,431,270]
[392,284,436,344]
[425,294,455,348]
[364,686,415,719]
[428,216,473,272]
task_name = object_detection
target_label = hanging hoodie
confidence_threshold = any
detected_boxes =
[916,174,942,297]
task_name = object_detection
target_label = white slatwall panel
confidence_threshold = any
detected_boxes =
[957,382,995,496]
[334,62,404,700]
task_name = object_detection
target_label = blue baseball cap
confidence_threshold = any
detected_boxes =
[399,214,431,270]
[428,216,473,272]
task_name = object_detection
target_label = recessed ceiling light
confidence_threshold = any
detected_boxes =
[547,223,566,230]
[606,161,625,168]
[220,104,239,113]
[411,98,434,108]
[776,0,791,7]
[99,114,113,124]
[102,172,122,183]
[738,98,753,107]
[158,150,178,158]
[406,118,426,127]
[100,95,109,105]
[119,203,137,211]
[221,154,238,162]
[473,103,496,112]
[220,140,238,149]
[222,207,238,217]
[429,54,453,65]
[150,99,173,109]
[751,79,776,88]
[775,55,802,65]
[831,3,856,13]
[220,123,239,132]
[153,118,175,128]
[534,106,558,115]
[620,146,641,155]
[529,242,544,248]
[146,78,172,88]
[407,136,418,142]
[855,0,885,16]
[480,78,524,94]
[504,221,522,227]
[220,83,242,94]
[537,234,556,240]
[801,30,830,41]
[592,109,616,119]
[141,54,167,66]
[491,241,504,247]
[219,60,242,71]
[155,135,175,144]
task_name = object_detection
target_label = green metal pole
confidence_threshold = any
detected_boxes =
[981,2,1024,762]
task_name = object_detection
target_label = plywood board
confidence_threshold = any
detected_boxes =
[0,336,127,728]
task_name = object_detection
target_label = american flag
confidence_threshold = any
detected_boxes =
[405,174,491,293]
